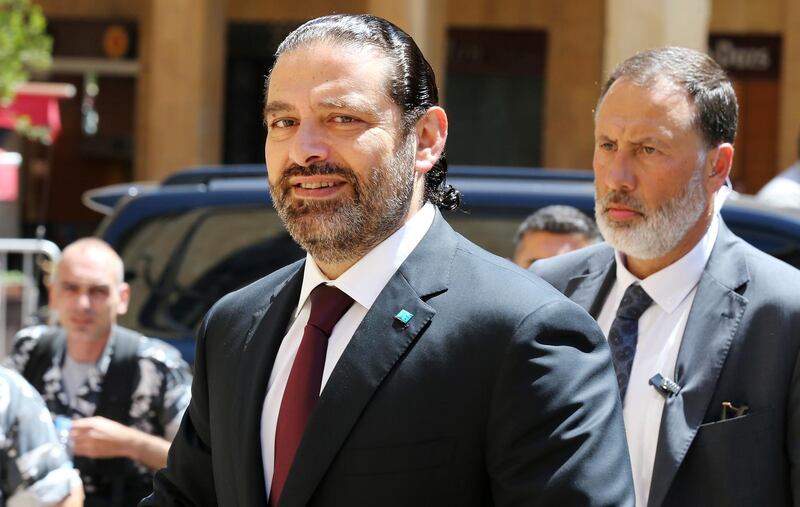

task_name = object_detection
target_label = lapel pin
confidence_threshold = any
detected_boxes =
[394,309,414,326]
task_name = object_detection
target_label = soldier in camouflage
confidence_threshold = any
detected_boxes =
[0,366,83,506]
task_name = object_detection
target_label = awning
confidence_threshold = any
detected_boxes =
[0,82,76,144]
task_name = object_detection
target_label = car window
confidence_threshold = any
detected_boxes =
[726,223,800,267]
[445,213,521,259]
[117,206,303,339]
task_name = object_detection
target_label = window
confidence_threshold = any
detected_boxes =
[117,206,303,340]
[445,28,547,166]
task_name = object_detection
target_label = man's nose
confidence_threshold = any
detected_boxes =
[602,151,636,192]
[77,291,92,309]
[289,121,329,167]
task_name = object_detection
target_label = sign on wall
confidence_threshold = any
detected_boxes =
[708,34,781,79]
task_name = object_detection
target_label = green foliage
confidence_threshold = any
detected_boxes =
[0,0,53,103]
[13,113,51,143]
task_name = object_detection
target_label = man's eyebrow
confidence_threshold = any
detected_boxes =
[630,135,670,146]
[264,101,295,117]
[318,97,384,117]
[263,97,388,123]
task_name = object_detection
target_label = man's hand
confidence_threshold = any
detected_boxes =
[71,416,132,458]
[71,416,172,470]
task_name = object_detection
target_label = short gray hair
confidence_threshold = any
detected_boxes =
[513,205,600,249]
[598,47,738,148]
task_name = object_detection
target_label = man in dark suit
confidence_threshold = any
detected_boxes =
[143,14,633,507]
[532,47,800,506]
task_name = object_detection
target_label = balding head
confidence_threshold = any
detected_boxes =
[50,238,129,356]
[58,238,125,284]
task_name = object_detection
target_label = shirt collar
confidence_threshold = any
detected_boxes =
[614,212,719,314]
[59,327,115,372]
[295,202,435,316]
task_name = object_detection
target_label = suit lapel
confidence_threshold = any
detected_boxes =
[233,265,304,507]
[277,211,456,507]
[564,246,616,318]
[648,225,749,507]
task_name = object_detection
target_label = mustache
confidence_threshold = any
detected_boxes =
[280,162,356,181]
[273,162,363,205]
[597,191,646,214]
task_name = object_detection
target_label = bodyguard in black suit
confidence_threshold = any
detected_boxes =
[143,14,633,507]
[533,47,800,506]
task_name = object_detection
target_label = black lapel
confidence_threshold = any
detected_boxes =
[648,225,749,507]
[277,211,456,507]
[564,246,616,318]
[233,265,304,507]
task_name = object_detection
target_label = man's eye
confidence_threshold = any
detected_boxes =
[89,287,110,299]
[270,119,295,129]
[599,142,615,151]
[641,146,657,155]
[61,284,80,294]
[332,115,356,124]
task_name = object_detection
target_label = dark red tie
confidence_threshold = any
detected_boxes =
[270,284,354,506]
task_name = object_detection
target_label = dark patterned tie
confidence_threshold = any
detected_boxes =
[608,283,653,402]
[270,284,354,506]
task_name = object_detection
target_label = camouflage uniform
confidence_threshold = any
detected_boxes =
[0,366,80,505]
[4,325,192,504]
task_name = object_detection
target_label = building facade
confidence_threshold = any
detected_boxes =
[22,0,800,239]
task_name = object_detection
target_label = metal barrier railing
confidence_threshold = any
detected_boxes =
[0,238,61,358]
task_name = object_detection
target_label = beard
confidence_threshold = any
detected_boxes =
[595,166,708,260]
[268,134,417,266]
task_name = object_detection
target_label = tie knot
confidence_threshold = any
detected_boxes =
[307,284,354,337]
[616,284,653,320]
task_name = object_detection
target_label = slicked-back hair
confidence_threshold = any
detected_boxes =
[598,47,738,148]
[268,14,462,211]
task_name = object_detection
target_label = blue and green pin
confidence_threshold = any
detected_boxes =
[394,309,414,327]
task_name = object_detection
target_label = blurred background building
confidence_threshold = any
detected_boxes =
[3,0,800,243]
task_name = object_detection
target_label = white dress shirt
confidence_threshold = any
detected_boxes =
[260,202,435,497]
[596,213,719,507]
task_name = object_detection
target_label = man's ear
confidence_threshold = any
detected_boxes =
[117,282,130,316]
[414,106,448,175]
[707,143,734,191]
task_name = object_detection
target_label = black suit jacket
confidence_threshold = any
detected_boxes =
[532,222,800,507]
[143,211,634,506]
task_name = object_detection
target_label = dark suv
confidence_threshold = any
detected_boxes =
[85,165,800,362]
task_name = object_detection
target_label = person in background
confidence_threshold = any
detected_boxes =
[756,129,800,208]
[4,238,192,506]
[0,366,83,506]
[512,205,600,268]
[532,47,800,506]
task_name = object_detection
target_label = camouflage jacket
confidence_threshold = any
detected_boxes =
[4,325,192,502]
[0,366,80,506]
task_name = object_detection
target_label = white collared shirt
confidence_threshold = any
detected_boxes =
[260,202,435,497]
[596,213,719,507]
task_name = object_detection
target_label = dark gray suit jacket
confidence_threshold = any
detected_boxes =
[532,222,800,507]
[143,211,634,506]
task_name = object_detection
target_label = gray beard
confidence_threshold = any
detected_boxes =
[595,167,707,260]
